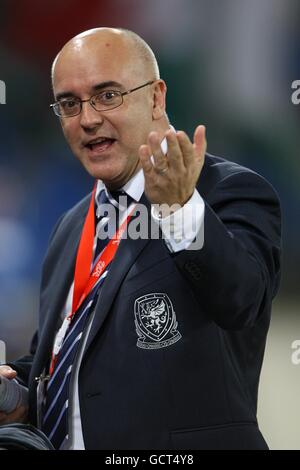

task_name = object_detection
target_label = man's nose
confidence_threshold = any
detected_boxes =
[80,100,104,130]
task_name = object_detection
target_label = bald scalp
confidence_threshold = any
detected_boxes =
[51,27,160,86]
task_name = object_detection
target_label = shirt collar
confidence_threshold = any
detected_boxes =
[95,168,144,209]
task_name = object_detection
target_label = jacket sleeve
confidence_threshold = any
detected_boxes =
[174,171,282,330]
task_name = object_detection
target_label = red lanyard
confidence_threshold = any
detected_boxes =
[49,184,134,375]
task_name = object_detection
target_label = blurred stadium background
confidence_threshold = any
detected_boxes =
[0,0,299,449]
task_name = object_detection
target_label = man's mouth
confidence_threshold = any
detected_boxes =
[84,137,116,153]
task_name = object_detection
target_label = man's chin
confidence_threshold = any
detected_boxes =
[82,159,123,185]
[75,150,113,177]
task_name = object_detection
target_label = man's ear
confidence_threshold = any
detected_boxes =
[152,80,167,120]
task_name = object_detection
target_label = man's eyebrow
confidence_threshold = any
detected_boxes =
[93,81,124,91]
[55,81,124,101]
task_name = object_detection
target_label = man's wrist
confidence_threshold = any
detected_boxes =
[151,189,205,252]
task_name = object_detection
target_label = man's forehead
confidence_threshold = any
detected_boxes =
[53,62,134,98]
[53,51,136,94]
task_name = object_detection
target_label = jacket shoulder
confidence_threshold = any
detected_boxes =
[199,153,279,201]
[202,153,256,182]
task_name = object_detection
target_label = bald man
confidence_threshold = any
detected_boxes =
[0,28,281,450]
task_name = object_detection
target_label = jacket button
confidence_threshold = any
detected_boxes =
[87,391,102,398]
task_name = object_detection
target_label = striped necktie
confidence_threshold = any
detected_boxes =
[94,189,128,259]
[41,189,130,449]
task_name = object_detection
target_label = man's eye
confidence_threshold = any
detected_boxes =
[100,91,118,102]
[61,100,77,109]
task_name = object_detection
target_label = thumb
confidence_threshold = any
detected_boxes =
[0,365,17,380]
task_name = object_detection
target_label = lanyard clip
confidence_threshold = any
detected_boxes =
[34,374,50,383]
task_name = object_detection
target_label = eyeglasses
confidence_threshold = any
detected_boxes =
[50,80,155,118]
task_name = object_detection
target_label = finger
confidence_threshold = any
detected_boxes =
[148,132,168,171]
[193,125,207,162]
[176,131,194,168]
[139,144,154,175]
[165,129,185,171]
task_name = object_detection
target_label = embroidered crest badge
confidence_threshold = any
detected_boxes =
[134,293,181,349]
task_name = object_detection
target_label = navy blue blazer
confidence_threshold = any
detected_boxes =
[14,153,281,450]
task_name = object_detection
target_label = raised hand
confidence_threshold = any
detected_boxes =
[139,125,206,213]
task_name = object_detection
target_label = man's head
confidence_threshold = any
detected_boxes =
[51,28,169,189]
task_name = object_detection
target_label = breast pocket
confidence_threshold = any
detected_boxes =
[120,262,184,351]
[123,262,179,297]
